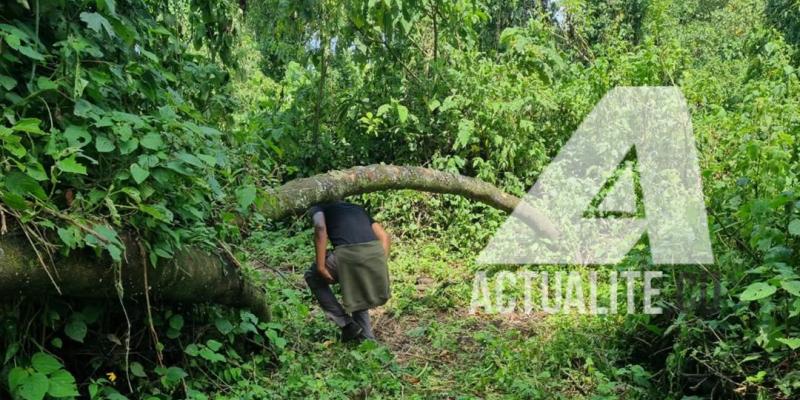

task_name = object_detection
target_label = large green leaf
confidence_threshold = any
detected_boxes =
[169,314,184,331]
[36,77,57,91]
[781,280,800,297]
[46,369,79,397]
[5,171,46,200]
[18,45,45,61]
[57,226,82,249]
[95,135,115,152]
[176,152,203,168]
[739,282,777,302]
[397,104,409,123]
[214,318,234,335]
[0,74,16,90]
[140,133,164,150]
[3,31,22,50]
[16,372,48,400]
[31,352,62,374]
[129,362,146,378]
[788,219,800,237]
[1,191,27,210]
[206,339,222,352]
[1,133,26,157]
[80,12,115,37]
[25,160,48,181]
[139,204,174,223]
[12,118,45,135]
[64,125,91,148]
[65,319,87,343]
[455,119,474,150]
[197,153,217,166]
[119,138,139,154]
[199,347,225,362]
[92,224,121,245]
[163,366,187,384]
[8,367,29,392]
[47,369,80,397]
[776,338,800,350]
[99,0,117,15]
[235,185,257,210]
[130,163,150,184]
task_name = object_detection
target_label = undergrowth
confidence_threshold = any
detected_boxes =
[3,215,656,399]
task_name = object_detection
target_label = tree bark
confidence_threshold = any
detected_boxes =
[0,232,269,320]
[1,164,555,312]
[260,164,558,238]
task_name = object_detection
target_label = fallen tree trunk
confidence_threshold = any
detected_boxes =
[261,164,557,237]
[0,233,269,320]
[1,164,554,313]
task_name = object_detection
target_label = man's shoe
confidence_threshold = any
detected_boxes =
[341,322,364,343]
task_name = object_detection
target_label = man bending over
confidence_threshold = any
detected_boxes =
[304,201,391,342]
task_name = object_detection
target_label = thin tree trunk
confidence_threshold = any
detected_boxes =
[432,1,438,63]
[313,28,327,146]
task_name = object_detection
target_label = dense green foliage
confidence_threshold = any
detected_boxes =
[0,0,253,267]
[2,0,800,398]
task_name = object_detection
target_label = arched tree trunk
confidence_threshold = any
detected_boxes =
[261,164,557,237]
[0,164,555,315]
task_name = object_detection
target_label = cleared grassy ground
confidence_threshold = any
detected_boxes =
[243,227,656,399]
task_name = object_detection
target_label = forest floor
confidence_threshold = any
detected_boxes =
[243,227,657,399]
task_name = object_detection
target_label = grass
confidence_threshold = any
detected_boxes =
[236,226,658,399]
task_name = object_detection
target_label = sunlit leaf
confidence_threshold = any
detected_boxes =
[31,352,62,374]
[776,338,800,350]
[16,372,48,400]
[781,280,800,297]
[740,282,777,302]
[12,118,45,135]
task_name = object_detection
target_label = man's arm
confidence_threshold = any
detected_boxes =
[371,222,391,257]
[313,211,335,283]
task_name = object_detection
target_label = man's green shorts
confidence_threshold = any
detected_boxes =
[334,240,390,313]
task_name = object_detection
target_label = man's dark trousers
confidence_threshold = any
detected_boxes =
[304,252,375,339]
